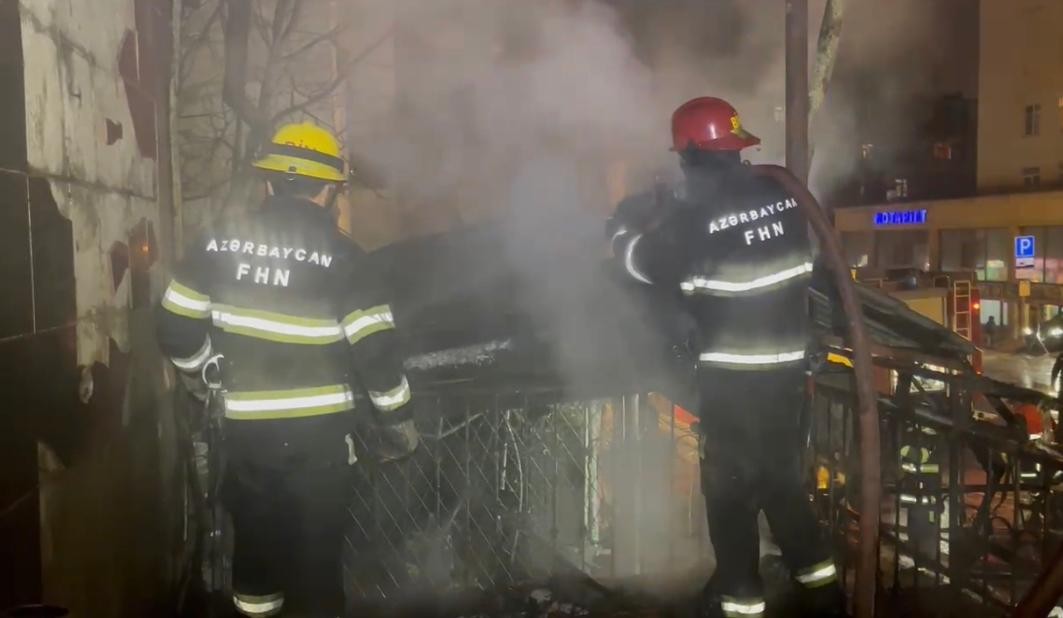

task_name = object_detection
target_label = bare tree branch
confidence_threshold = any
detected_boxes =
[272,0,298,46]
[251,0,272,47]
[278,0,303,43]
[221,0,269,137]
[271,26,394,123]
[180,0,224,75]
[280,20,350,62]
[809,0,846,160]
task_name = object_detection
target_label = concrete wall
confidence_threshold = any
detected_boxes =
[1,0,181,614]
[978,0,1063,191]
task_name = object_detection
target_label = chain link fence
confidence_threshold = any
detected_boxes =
[342,390,708,607]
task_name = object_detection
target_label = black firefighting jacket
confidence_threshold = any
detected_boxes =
[157,196,412,466]
[610,165,815,371]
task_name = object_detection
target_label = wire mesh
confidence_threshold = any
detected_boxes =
[340,391,708,606]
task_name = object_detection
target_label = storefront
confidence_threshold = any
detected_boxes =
[835,190,1063,338]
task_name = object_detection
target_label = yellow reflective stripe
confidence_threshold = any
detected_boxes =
[233,592,284,616]
[211,305,343,345]
[369,376,411,412]
[901,462,939,474]
[826,352,853,368]
[720,596,765,617]
[162,280,211,319]
[342,304,395,345]
[224,384,354,420]
[796,560,838,587]
[171,336,212,372]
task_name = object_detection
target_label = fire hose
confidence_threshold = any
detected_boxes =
[754,165,881,618]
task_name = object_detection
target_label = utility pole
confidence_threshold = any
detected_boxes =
[785,0,810,182]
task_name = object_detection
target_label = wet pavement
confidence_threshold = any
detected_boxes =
[981,350,1059,396]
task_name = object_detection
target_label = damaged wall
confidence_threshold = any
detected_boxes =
[1,0,181,614]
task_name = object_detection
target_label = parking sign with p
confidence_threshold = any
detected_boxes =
[1015,235,1035,269]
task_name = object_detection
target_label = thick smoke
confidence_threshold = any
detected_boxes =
[348,0,811,229]
[809,0,979,198]
[341,0,974,587]
[341,0,805,585]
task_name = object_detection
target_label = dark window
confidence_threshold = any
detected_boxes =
[1025,103,1041,136]
[1023,166,1041,189]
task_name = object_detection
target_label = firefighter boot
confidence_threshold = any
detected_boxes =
[797,580,846,617]
[698,577,766,618]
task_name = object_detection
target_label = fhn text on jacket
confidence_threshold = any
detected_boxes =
[155,122,418,618]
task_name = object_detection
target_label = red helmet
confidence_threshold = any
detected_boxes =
[671,97,760,152]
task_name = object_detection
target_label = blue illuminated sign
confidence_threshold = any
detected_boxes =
[873,209,928,226]
[1015,235,1035,269]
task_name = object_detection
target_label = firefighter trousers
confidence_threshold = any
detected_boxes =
[697,367,839,615]
[222,457,352,617]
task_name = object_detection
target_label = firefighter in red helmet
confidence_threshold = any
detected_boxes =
[609,97,844,617]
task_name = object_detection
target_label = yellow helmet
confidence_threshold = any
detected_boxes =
[252,122,347,182]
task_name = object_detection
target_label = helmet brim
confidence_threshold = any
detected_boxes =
[252,154,347,182]
[671,130,761,152]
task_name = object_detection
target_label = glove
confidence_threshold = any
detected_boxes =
[374,418,420,463]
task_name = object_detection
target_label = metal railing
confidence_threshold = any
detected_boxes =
[333,355,1063,616]
[178,351,1063,615]
[809,357,1063,616]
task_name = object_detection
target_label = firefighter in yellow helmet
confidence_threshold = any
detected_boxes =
[158,122,419,617]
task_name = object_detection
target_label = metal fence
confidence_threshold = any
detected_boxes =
[182,354,1063,615]
[336,357,1063,616]
[809,359,1063,616]
[341,389,709,609]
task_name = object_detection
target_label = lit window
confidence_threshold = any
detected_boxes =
[1023,166,1041,189]
[1025,104,1041,136]
[774,106,784,123]
[895,177,909,198]
[933,142,952,160]
[860,143,874,160]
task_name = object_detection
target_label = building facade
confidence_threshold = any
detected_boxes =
[836,193,1063,337]
[977,0,1063,192]
[838,0,1063,340]
[2,0,182,613]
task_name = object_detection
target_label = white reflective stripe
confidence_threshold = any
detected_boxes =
[233,593,284,615]
[212,309,342,339]
[171,336,212,372]
[164,285,211,313]
[796,562,837,585]
[610,226,629,253]
[899,494,935,505]
[225,390,353,413]
[1030,432,1044,440]
[343,308,395,340]
[680,261,813,294]
[624,234,652,284]
[369,376,411,411]
[699,349,806,366]
[901,462,940,474]
[720,598,766,616]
